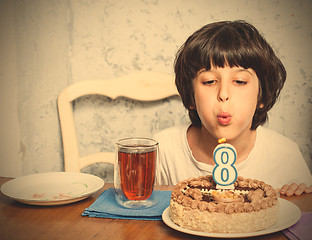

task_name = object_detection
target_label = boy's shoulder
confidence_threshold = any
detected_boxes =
[153,124,190,142]
[259,126,296,144]
[257,126,300,152]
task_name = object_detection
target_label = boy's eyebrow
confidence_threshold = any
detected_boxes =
[196,67,256,77]
[197,68,208,75]
[236,68,255,76]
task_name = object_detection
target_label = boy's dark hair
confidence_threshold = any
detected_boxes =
[174,20,286,130]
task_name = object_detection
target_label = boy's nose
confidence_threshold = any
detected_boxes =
[219,95,229,102]
[218,84,230,102]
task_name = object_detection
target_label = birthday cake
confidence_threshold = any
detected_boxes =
[170,175,279,233]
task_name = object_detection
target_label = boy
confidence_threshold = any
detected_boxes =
[155,20,312,196]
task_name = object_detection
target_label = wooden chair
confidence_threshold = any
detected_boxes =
[57,71,179,172]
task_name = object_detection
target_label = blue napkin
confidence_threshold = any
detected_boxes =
[283,212,312,240]
[82,188,171,220]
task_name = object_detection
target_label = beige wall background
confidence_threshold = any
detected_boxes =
[0,0,311,182]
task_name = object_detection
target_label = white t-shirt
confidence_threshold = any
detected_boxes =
[154,124,312,189]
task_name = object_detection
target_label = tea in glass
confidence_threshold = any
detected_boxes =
[114,137,158,209]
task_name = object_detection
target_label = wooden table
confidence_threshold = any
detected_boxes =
[0,177,311,240]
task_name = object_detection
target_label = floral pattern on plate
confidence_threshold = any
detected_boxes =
[1,172,104,205]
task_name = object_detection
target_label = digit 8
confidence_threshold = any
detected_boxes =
[212,144,237,186]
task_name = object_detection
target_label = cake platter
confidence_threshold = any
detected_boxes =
[1,172,104,206]
[162,198,301,238]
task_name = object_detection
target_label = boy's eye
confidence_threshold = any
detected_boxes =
[234,80,247,85]
[203,80,216,85]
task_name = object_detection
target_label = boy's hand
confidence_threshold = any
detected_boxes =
[279,183,312,196]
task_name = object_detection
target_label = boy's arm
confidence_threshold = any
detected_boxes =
[279,183,312,196]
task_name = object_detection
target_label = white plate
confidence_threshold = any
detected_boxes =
[1,172,104,206]
[162,198,301,238]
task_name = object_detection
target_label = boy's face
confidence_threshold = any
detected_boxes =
[193,65,259,141]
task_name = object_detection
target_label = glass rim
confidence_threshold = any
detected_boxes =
[116,137,158,148]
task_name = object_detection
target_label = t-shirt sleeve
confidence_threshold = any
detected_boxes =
[257,127,312,188]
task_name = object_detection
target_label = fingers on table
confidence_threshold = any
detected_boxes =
[294,183,307,196]
[286,183,299,196]
[304,185,312,194]
[280,183,312,196]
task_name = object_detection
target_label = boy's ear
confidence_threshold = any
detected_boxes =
[189,105,195,110]
[259,103,264,109]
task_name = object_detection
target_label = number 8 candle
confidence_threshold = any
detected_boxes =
[212,138,238,189]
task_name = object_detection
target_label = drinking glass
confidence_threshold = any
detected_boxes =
[114,137,159,209]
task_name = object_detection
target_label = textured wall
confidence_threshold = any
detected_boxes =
[0,0,311,182]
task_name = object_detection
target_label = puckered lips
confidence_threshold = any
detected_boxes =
[217,112,232,125]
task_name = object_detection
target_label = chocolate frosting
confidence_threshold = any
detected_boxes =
[171,175,278,214]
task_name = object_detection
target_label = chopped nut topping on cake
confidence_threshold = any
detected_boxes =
[171,175,278,213]
[169,175,279,233]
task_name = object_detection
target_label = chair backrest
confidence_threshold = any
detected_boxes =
[57,71,179,172]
